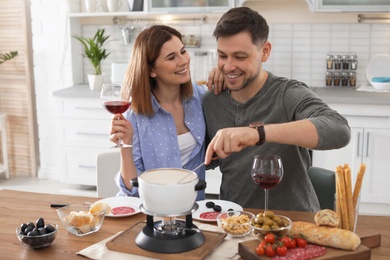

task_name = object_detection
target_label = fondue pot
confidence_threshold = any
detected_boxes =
[131,168,206,215]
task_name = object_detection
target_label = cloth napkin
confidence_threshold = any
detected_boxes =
[77,222,257,260]
[356,85,390,93]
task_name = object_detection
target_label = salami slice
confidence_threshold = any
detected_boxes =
[273,244,326,260]
[199,211,220,220]
[110,206,135,216]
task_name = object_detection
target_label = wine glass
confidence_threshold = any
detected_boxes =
[101,83,132,148]
[251,154,283,214]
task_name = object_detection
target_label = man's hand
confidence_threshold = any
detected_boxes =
[205,127,259,164]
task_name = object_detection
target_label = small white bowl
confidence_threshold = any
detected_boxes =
[370,80,390,90]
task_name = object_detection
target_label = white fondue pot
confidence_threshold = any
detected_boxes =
[131,168,206,215]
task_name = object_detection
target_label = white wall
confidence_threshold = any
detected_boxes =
[30,0,390,181]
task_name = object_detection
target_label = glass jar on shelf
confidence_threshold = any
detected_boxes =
[349,72,357,87]
[350,54,358,70]
[326,71,333,86]
[333,71,341,86]
[333,55,341,70]
[326,54,333,70]
[342,55,350,70]
[341,72,349,86]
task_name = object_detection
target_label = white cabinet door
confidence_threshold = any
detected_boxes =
[362,128,390,204]
[312,127,390,205]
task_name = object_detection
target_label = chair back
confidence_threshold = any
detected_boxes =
[96,150,120,198]
[308,166,336,210]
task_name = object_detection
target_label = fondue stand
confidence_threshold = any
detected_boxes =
[130,168,208,254]
[136,203,205,253]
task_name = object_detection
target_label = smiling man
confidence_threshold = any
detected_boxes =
[203,7,351,212]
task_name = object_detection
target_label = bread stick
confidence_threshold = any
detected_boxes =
[344,165,355,231]
[353,164,366,209]
[336,166,349,230]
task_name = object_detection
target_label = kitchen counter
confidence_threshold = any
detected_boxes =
[54,84,390,105]
[311,87,390,105]
[53,84,100,98]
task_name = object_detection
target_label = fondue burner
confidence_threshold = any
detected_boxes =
[136,203,205,253]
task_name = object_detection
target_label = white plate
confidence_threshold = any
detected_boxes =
[94,197,142,218]
[193,199,243,222]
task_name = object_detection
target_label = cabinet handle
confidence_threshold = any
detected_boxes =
[365,132,370,157]
[76,132,107,136]
[357,132,360,157]
[78,165,96,169]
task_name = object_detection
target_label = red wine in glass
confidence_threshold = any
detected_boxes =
[101,83,132,148]
[103,101,131,114]
[252,174,282,189]
[251,154,283,214]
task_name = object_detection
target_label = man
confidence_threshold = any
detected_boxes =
[203,7,350,212]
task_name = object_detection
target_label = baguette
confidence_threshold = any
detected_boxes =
[287,221,361,251]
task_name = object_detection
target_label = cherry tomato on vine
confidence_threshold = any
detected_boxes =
[256,245,265,256]
[264,233,276,244]
[265,245,276,257]
[296,237,307,248]
[280,236,292,248]
[259,240,267,248]
[276,245,288,256]
[290,238,297,248]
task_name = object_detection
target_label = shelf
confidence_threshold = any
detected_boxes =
[68,11,160,18]
[68,12,221,25]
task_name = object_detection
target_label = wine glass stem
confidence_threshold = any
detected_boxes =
[264,189,269,213]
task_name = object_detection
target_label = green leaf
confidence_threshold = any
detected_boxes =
[0,51,18,65]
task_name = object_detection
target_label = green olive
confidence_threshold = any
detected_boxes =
[264,211,275,219]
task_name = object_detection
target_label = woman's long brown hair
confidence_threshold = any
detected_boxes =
[121,25,193,116]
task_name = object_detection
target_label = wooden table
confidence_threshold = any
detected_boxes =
[0,189,389,260]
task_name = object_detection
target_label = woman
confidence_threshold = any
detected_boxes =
[109,25,218,200]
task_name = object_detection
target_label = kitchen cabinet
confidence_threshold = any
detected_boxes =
[306,0,390,12]
[312,103,390,214]
[54,86,112,186]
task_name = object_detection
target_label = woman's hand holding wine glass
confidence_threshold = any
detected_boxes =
[101,83,133,148]
[251,154,283,214]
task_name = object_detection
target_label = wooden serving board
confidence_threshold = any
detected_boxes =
[238,239,371,260]
[106,221,226,260]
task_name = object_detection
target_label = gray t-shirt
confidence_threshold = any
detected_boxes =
[203,72,350,212]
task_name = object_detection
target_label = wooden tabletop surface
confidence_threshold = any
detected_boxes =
[0,189,388,260]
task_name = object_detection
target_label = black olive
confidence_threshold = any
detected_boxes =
[213,205,222,212]
[206,201,215,208]
[20,223,28,234]
[38,227,47,235]
[36,218,45,228]
[27,230,39,236]
[24,225,34,235]
[45,224,55,233]
[27,222,35,229]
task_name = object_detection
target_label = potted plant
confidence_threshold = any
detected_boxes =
[73,29,110,90]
